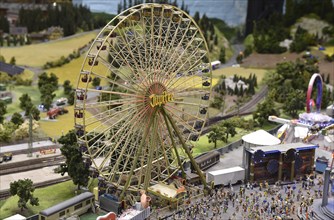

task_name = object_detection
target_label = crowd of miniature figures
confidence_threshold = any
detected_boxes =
[157,175,325,220]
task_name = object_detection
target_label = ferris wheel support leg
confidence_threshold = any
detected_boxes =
[144,117,157,190]
[162,113,186,179]
[161,108,208,190]
[120,109,157,200]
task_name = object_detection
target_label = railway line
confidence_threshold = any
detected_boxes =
[0,86,267,201]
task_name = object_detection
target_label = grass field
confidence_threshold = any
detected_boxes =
[1,31,97,67]
[212,67,268,84]
[4,85,63,117]
[39,105,107,139]
[0,181,76,219]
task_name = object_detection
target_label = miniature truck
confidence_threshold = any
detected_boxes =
[47,107,69,119]
[206,166,245,186]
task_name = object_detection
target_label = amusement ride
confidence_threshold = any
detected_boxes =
[74,3,212,200]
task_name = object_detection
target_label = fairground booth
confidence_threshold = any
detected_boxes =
[244,142,317,183]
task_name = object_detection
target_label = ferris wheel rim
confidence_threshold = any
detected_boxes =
[74,3,213,193]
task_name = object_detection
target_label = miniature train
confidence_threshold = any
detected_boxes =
[39,192,94,220]
[191,151,220,172]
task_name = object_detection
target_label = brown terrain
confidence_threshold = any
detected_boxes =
[242,49,334,85]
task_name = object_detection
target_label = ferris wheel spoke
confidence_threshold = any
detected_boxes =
[86,88,143,98]
[169,48,207,83]
[116,25,147,80]
[83,97,142,110]
[96,106,150,168]
[160,19,192,77]
[164,104,205,131]
[84,104,148,149]
[84,103,144,128]
[76,3,211,193]
[163,41,204,88]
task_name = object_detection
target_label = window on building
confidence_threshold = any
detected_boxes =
[74,203,83,210]
[86,200,90,205]
[41,216,46,220]
[59,210,65,217]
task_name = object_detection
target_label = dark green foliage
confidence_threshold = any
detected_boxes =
[10,179,39,211]
[219,47,226,64]
[283,89,305,118]
[193,11,200,25]
[57,130,89,190]
[0,122,16,142]
[253,95,279,126]
[67,90,75,105]
[0,100,7,124]
[18,4,94,36]
[0,15,9,33]
[9,57,16,65]
[290,26,315,53]
[208,125,226,148]
[92,77,101,87]
[30,106,40,121]
[19,93,33,115]
[253,13,289,54]
[210,96,224,109]
[11,112,24,126]
[220,119,237,142]
[63,80,72,95]
[38,73,58,110]
[266,60,317,103]
[43,51,80,69]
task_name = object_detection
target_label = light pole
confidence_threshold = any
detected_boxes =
[233,99,240,116]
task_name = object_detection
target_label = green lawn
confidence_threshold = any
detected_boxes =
[0,181,77,219]
[212,67,268,85]
[4,85,63,117]
[1,31,97,67]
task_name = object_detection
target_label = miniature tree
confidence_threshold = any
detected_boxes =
[208,125,226,148]
[10,179,39,211]
[11,112,24,126]
[0,100,6,124]
[57,130,89,190]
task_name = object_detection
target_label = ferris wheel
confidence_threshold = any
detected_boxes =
[74,3,212,198]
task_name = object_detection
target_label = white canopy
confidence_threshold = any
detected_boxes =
[4,214,26,220]
[242,129,281,146]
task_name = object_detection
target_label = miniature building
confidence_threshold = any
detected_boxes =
[241,129,281,175]
[245,142,317,183]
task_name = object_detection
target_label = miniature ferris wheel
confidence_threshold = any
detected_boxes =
[74,3,212,198]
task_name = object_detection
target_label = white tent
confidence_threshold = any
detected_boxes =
[4,214,26,220]
[242,129,281,146]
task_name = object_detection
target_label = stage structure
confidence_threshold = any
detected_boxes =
[74,3,212,200]
[245,142,317,183]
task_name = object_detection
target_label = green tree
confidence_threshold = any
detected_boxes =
[92,77,101,87]
[57,130,89,190]
[0,100,7,124]
[63,80,72,95]
[19,93,31,110]
[253,95,279,126]
[283,89,305,118]
[220,119,237,142]
[10,56,16,65]
[0,54,5,62]
[219,47,226,64]
[208,125,226,148]
[67,90,75,105]
[10,179,39,211]
[11,112,24,126]
[193,11,200,25]
[210,96,224,110]
[30,106,41,121]
[0,122,16,142]
[38,72,49,89]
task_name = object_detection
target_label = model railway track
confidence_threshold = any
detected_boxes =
[0,176,71,200]
[0,155,65,175]
[202,86,268,134]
